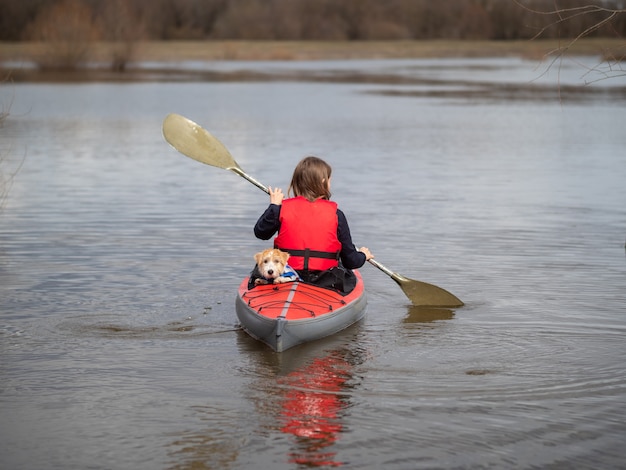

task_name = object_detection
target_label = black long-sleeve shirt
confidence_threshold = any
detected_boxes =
[254,203,366,270]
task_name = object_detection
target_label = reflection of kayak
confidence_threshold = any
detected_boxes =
[279,352,352,466]
[235,270,367,352]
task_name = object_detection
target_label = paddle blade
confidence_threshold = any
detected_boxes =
[368,258,463,308]
[162,113,240,171]
[393,274,464,308]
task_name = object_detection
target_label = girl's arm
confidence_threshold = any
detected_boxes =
[254,204,281,240]
[337,209,368,269]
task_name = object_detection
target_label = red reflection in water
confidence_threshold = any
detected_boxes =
[279,354,352,467]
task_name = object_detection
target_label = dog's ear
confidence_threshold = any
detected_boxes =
[280,251,290,263]
[254,252,263,264]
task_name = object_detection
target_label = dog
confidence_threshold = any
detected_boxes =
[252,248,300,286]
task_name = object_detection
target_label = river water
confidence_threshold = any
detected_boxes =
[1,56,625,469]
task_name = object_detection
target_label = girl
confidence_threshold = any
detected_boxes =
[254,156,373,293]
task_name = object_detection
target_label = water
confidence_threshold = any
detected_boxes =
[1,57,625,469]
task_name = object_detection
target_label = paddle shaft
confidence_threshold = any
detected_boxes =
[231,167,269,194]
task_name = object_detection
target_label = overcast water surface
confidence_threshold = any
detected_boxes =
[1,56,625,469]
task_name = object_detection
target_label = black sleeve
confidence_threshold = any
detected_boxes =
[337,209,367,269]
[254,204,281,240]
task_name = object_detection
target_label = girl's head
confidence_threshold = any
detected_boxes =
[288,156,332,201]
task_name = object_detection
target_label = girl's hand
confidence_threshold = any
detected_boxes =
[359,247,373,261]
[269,186,284,205]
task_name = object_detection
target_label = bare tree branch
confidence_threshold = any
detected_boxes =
[0,77,26,211]
[513,0,626,84]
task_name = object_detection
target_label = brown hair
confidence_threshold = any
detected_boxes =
[288,156,332,201]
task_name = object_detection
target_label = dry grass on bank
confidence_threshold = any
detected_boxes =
[129,39,600,61]
[1,38,624,64]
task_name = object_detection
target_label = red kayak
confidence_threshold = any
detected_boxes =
[235,270,367,352]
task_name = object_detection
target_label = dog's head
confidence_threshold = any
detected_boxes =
[254,248,290,280]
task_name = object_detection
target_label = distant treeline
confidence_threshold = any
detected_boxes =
[2,0,625,42]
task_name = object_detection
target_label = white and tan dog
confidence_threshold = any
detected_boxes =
[253,248,299,285]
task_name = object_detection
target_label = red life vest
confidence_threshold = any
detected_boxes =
[274,196,342,271]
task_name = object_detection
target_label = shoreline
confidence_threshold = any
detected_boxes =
[1,38,623,83]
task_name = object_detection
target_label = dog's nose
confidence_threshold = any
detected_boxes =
[267,270,274,275]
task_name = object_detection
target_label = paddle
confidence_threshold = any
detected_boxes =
[162,113,464,308]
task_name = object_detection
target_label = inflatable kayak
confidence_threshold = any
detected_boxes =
[235,270,367,352]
